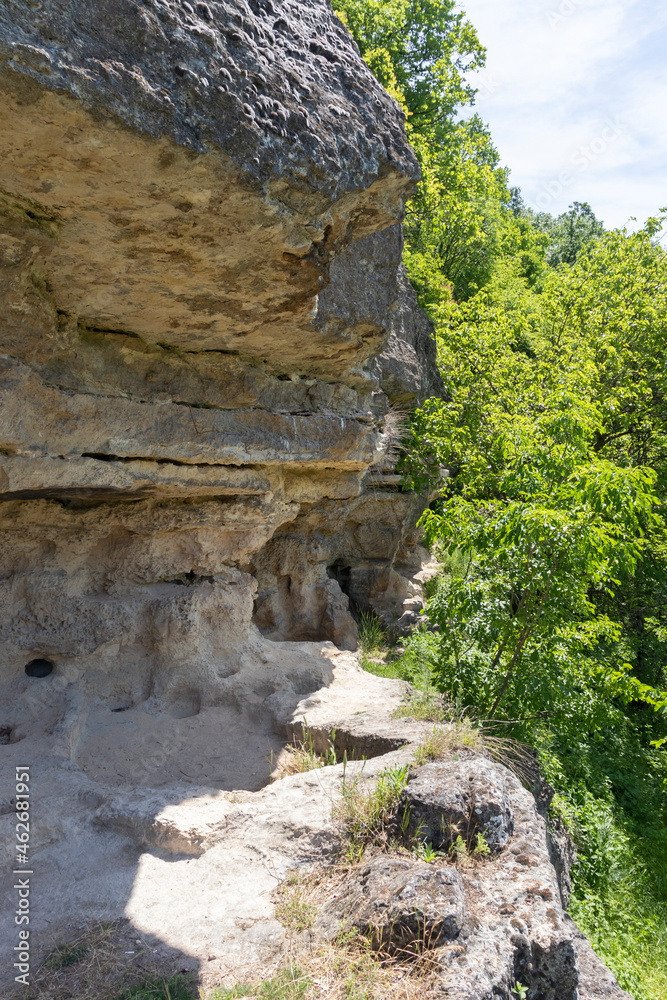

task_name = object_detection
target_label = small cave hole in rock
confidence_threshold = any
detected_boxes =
[327,560,351,596]
[164,571,214,586]
[0,726,25,746]
[25,658,54,678]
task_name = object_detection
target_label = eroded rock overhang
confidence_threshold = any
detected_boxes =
[0,0,433,689]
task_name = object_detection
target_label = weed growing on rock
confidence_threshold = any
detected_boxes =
[336,765,410,851]
[412,722,481,765]
[357,610,388,655]
[393,687,448,721]
[413,840,444,863]
[271,724,337,780]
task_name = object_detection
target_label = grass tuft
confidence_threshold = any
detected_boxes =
[357,610,389,655]
[271,724,337,780]
[209,965,311,1000]
[335,765,410,852]
[274,873,318,935]
[111,974,196,1000]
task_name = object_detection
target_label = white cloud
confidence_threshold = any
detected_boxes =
[460,0,667,227]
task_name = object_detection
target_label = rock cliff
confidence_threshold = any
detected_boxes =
[0,0,438,693]
[0,3,631,999]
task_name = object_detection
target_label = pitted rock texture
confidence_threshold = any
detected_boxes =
[399,756,515,853]
[315,856,465,952]
[324,757,580,1000]
[0,0,418,376]
[429,758,579,1000]
[0,0,416,203]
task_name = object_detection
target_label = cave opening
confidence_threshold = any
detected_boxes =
[25,658,54,678]
[327,560,351,596]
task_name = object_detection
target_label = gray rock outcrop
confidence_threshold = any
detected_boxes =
[400,757,515,852]
[314,754,629,1000]
[316,856,466,952]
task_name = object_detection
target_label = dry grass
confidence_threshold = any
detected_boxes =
[412,722,482,765]
[272,743,328,779]
[274,872,318,935]
[207,943,441,1000]
[236,866,443,1000]
[271,725,337,780]
[10,921,197,1000]
[396,689,536,787]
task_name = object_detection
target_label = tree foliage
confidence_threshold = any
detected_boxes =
[333,4,667,994]
[403,220,667,721]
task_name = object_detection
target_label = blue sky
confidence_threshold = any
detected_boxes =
[460,0,667,229]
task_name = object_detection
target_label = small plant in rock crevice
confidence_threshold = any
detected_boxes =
[270,723,338,780]
[413,840,444,863]
[336,764,410,852]
[357,610,389,655]
[412,722,482,765]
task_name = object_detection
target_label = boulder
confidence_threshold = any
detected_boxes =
[315,856,465,952]
[400,756,514,852]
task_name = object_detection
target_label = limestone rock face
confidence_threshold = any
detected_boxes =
[0,0,430,689]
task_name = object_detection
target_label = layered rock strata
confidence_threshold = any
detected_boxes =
[0,0,433,705]
[0,0,435,983]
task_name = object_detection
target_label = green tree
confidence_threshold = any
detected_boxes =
[403,219,667,724]
[333,0,509,300]
[332,0,484,135]
[542,201,606,267]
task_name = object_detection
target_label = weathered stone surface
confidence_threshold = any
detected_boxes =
[0,0,417,378]
[251,485,429,648]
[316,856,465,951]
[373,262,444,405]
[0,357,380,469]
[400,757,515,853]
[0,0,417,204]
[0,0,433,674]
